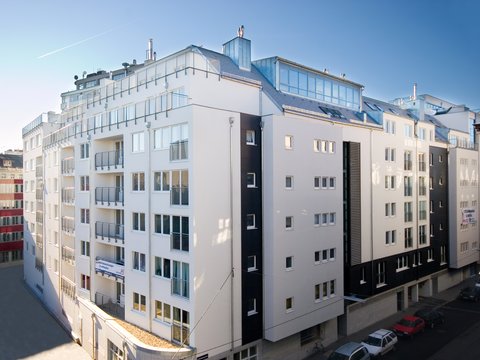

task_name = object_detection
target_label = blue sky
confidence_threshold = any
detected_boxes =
[1,0,478,151]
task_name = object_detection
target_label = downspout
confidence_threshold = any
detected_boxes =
[229,116,235,352]
[91,313,96,360]
[146,121,152,332]
[370,129,375,295]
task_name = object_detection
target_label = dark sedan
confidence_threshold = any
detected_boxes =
[414,308,445,328]
[459,286,480,302]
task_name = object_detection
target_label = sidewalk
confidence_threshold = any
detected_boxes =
[307,277,474,359]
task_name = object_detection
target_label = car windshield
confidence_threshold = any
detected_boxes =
[328,352,349,360]
[364,336,382,346]
[398,319,414,327]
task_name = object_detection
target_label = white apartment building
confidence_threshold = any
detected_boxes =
[23,33,479,360]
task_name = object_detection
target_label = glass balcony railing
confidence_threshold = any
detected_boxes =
[95,151,124,170]
[95,221,124,243]
[95,187,124,206]
[61,216,75,234]
[61,187,75,204]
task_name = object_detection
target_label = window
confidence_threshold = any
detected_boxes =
[404,124,413,138]
[328,141,336,154]
[285,216,293,230]
[404,151,412,170]
[419,201,427,220]
[419,176,427,196]
[154,214,170,234]
[133,292,146,312]
[285,135,293,149]
[385,202,396,217]
[404,176,412,196]
[315,284,321,301]
[246,214,255,229]
[329,177,336,189]
[133,251,146,272]
[246,130,256,145]
[81,241,90,257]
[172,306,190,345]
[322,249,328,262]
[404,228,413,248]
[233,346,258,360]
[418,127,426,140]
[171,216,189,252]
[80,176,89,191]
[418,153,426,171]
[427,249,434,262]
[246,173,256,188]
[247,298,257,316]
[404,202,412,222]
[376,262,386,287]
[460,242,469,252]
[153,171,170,191]
[154,301,172,323]
[419,225,427,245]
[132,172,145,191]
[439,154,443,163]
[314,214,320,226]
[133,212,146,231]
[171,170,189,205]
[314,176,320,189]
[80,209,90,224]
[397,255,409,271]
[430,153,434,166]
[247,255,257,272]
[385,147,396,162]
[81,274,90,290]
[322,177,328,189]
[385,175,396,190]
[285,297,293,312]
[172,261,189,298]
[169,123,189,161]
[80,143,89,159]
[429,176,434,190]
[385,230,396,245]
[321,213,328,226]
[132,132,145,153]
[329,248,335,261]
[153,257,171,278]
[360,267,366,284]
[109,109,118,125]
[313,139,321,152]
[285,176,293,189]
[440,246,447,264]
[321,140,327,153]
[286,256,293,270]
[439,177,444,186]
[384,120,396,134]
[329,212,336,225]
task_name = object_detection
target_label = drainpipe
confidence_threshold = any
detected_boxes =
[146,121,152,332]
[91,313,96,360]
[229,117,235,352]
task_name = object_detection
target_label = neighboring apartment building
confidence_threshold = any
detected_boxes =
[23,33,479,360]
[0,151,23,265]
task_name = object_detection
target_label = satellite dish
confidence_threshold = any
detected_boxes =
[74,75,79,80]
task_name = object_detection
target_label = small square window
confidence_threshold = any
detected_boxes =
[246,130,256,145]
[314,177,320,189]
[285,297,293,312]
[329,177,336,189]
[247,255,256,272]
[286,256,293,270]
[246,173,256,188]
[285,176,293,189]
[285,135,293,149]
[314,251,320,263]
[246,214,256,229]
[285,216,293,230]
[247,298,257,316]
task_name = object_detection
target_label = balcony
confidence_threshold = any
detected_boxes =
[170,140,188,161]
[61,246,75,266]
[61,187,75,205]
[95,257,125,283]
[172,277,189,299]
[95,292,125,320]
[61,216,75,235]
[95,151,123,171]
[95,187,124,207]
[61,157,75,175]
[95,221,124,244]
[171,186,189,206]
[171,232,189,252]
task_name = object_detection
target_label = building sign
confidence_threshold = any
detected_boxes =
[462,208,477,225]
[95,259,125,279]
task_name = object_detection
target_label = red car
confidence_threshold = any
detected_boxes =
[393,315,425,337]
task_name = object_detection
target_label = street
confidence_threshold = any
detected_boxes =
[0,264,89,360]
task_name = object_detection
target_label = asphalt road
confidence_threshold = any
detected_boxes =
[373,299,480,360]
[0,264,89,360]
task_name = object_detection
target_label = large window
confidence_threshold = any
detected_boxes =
[154,214,170,234]
[133,212,146,231]
[172,307,190,345]
[133,292,146,312]
[80,209,90,224]
[132,132,145,153]
[404,176,412,196]
[278,62,360,110]
[132,172,145,191]
[154,300,172,323]
[171,170,188,205]
[376,262,386,287]
[404,202,413,222]
[133,251,146,272]
[80,176,89,191]
[172,261,189,298]
[153,171,170,191]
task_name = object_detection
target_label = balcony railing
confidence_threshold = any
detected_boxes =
[172,277,189,299]
[61,157,75,175]
[61,216,75,234]
[171,232,189,252]
[95,187,124,206]
[61,187,75,204]
[170,140,188,161]
[95,221,124,243]
[61,246,75,265]
[171,186,189,206]
[95,151,124,170]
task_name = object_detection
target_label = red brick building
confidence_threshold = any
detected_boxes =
[0,151,23,264]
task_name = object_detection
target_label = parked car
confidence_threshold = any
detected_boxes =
[459,286,480,302]
[392,315,425,337]
[414,308,445,328]
[328,342,371,360]
[361,329,398,357]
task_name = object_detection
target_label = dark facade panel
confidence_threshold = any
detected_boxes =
[240,113,263,344]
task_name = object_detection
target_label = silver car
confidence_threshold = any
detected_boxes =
[361,329,398,358]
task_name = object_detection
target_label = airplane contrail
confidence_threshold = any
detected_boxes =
[37,28,116,59]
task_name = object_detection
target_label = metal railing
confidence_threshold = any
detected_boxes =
[95,221,124,242]
[61,216,75,234]
[61,157,75,175]
[61,246,75,265]
[95,187,124,206]
[95,151,124,170]
[61,187,75,204]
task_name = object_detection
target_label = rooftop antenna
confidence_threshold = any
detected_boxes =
[237,25,244,38]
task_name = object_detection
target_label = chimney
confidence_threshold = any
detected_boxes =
[222,26,251,71]
[413,82,417,100]
[146,39,154,61]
